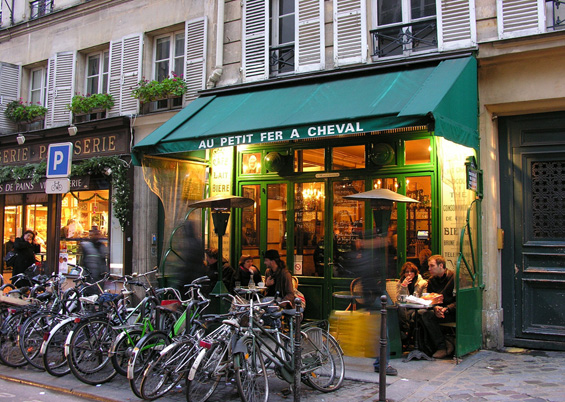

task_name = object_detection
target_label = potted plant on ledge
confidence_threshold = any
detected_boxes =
[5,99,48,130]
[131,73,187,113]
[68,93,114,123]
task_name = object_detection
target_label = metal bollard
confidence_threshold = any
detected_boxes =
[293,297,303,402]
[379,294,388,402]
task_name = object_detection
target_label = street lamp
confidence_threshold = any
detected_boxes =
[188,194,254,295]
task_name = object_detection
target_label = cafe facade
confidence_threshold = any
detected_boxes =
[0,117,133,279]
[134,55,483,358]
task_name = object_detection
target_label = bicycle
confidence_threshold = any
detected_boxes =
[128,276,211,398]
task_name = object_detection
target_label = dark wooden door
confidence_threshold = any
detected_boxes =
[500,112,565,350]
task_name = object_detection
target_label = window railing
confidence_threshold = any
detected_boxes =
[370,18,437,58]
[30,0,54,20]
[547,0,565,30]
[269,43,295,77]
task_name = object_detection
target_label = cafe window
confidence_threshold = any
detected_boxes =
[294,182,325,276]
[242,153,262,174]
[405,138,431,165]
[332,180,365,278]
[294,148,324,172]
[60,190,109,269]
[405,176,432,266]
[332,145,365,170]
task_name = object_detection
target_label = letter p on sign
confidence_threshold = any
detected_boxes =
[47,143,73,178]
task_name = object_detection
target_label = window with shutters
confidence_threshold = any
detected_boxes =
[29,67,47,106]
[496,0,565,39]
[371,0,437,58]
[86,51,110,95]
[270,0,295,77]
[152,31,185,111]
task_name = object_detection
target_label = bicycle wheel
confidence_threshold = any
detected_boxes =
[141,337,196,400]
[19,312,62,370]
[186,342,226,402]
[128,330,170,399]
[42,318,76,376]
[301,327,344,392]
[110,329,142,377]
[67,317,118,385]
[0,310,28,367]
[234,337,268,402]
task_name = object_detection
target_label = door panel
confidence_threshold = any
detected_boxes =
[500,113,565,350]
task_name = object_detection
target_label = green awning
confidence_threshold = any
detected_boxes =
[134,56,477,160]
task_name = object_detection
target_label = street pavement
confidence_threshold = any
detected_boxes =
[0,347,564,401]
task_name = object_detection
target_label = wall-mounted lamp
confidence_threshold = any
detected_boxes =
[16,134,25,145]
[68,125,78,136]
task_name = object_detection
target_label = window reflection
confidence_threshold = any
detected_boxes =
[405,176,432,277]
[294,149,324,172]
[242,185,261,266]
[405,139,431,165]
[242,153,261,174]
[294,182,325,276]
[332,145,365,170]
[332,180,365,278]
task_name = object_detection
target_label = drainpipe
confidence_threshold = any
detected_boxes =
[206,0,224,89]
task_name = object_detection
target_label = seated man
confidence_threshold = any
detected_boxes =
[419,254,456,359]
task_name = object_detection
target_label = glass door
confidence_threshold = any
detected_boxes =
[240,182,287,270]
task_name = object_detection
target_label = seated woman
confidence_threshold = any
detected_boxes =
[396,262,428,350]
[234,254,262,288]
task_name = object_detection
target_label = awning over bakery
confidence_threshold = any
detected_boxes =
[133,56,477,160]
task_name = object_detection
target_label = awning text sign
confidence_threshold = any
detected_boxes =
[197,121,366,150]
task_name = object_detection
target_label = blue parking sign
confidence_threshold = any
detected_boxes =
[47,143,73,178]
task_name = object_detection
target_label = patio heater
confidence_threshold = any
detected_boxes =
[344,188,418,401]
[189,194,254,295]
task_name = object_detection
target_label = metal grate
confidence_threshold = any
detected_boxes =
[531,161,565,238]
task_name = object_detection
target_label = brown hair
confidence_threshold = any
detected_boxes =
[205,248,218,260]
[429,254,446,270]
[399,261,419,281]
[239,254,253,266]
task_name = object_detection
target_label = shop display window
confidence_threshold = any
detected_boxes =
[294,148,325,172]
[60,191,109,271]
[405,138,431,164]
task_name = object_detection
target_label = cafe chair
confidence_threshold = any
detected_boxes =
[346,277,364,311]
[386,279,400,304]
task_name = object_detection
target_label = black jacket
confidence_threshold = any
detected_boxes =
[13,237,36,276]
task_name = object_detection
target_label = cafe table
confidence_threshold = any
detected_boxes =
[398,302,434,362]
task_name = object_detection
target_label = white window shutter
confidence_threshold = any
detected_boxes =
[333,0,367,67]
[437,0,477,51]
[0,62,21,134]
[296,0,325,73]
[45,52,74,128]
[242,0,268,82]
[497,0,546,39]
[185,17,207,103]
[109,34,142,117]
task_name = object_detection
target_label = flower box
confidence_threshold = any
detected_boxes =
[4,100,47,124]
[131,74,188,104]
[68,93,114,120]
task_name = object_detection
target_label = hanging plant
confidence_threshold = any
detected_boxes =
[131,73,188,103]
[4,99,48,123]
[0,156,130,231]
[67,93,115,115]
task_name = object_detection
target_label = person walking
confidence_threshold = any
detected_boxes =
[13,230,37,277]
[79,227,109,292]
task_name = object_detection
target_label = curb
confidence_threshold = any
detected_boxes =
[0,373,119,402]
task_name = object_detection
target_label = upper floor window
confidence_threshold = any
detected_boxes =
[30,0,54,20]
[86,51,109,95]
[546,0,565,30]
[154,31,185,81]
[269,0,295,77]
[372,0,437,58]
[29,67,47,106]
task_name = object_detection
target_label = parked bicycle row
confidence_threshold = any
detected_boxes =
[0,263,344,402]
